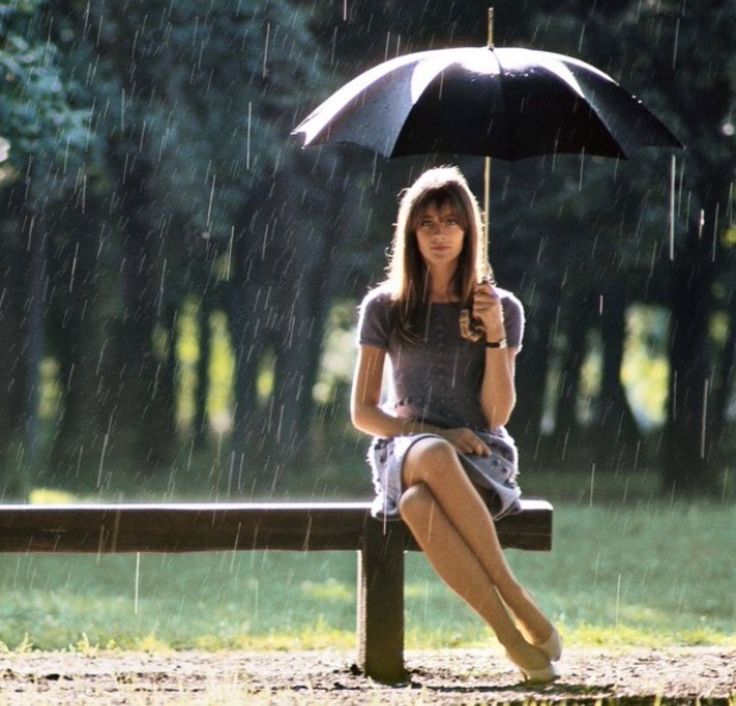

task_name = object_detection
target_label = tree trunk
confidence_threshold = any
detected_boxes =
[710,296,736,469]
[594,284,643,472]
[227,278,271,494]
[194,294,213,449]
[0,187,34,498]
[551,294,591,467]
[268,163,339,476]
[510,294,559,469]
[228,156,343,493]
[107,150,177,473]
[271,256,332,472]
[44,221,113,488]
[24,214,46,481]
[145,303,178,465]
[662,207,717,496]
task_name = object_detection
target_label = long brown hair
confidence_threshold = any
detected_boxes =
[384,166,491,342]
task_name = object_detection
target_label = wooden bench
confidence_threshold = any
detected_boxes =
[0,499,553,683]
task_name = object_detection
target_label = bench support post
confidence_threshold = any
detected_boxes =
[357,519,407,683]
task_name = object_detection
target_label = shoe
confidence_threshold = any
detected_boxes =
[536,627,563,662]
[517,661,560,684]
[505,650,560,684]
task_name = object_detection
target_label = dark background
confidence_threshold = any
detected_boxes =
[1,0,734,501]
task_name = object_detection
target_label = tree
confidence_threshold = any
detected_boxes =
[0,0,93,495]
[38,0,334,489]
[515,1,736,493]
[588,1,736,495]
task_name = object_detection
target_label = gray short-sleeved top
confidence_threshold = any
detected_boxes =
[357,286,524,431]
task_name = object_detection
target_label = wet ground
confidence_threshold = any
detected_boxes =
[0,647,734,704]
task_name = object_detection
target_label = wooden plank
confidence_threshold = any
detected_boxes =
[0,503,372,553]
[0,499,552,554]
[492,498,554,550]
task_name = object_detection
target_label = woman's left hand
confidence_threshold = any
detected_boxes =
[472,282,505,340]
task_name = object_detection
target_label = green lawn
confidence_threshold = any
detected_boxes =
[1,495,734,653]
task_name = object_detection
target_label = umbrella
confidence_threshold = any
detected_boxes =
[291,46,681,161]
[291,39,681,338]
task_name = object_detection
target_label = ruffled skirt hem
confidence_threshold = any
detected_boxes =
[367,430,522,522]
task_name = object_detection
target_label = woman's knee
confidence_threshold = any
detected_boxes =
[398,482,433,521]
[403,437,460,484]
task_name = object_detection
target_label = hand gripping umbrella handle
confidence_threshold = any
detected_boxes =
[458,275,494,342]
[459,309,485,342]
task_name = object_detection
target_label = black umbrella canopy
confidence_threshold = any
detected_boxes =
[292,46,682,161]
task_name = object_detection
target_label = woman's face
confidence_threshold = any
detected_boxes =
[414,201,466,269]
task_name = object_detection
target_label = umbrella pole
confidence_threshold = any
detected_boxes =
[483,157,491,282]
[460,7,494,341]
[482,7,494,283]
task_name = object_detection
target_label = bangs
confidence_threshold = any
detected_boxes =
[411,188,469,231]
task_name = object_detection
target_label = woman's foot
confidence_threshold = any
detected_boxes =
[516,661,560,684]
[505,646,560,684]
[536,626,563,662]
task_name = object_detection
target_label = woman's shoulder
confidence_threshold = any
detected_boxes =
[359,284,394,310]
[495,287,524,313]
[357,284,394,349]
[495,287,525,349]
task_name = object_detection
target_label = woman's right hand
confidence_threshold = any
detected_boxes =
[437,428,491,456]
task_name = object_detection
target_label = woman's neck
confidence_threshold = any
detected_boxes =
[426,265,458,303]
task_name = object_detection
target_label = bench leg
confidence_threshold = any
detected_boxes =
[357,520,407,683]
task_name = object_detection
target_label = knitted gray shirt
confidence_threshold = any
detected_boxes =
[357,286,524,432]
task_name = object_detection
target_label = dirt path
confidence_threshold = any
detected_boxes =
[1,647,734,704]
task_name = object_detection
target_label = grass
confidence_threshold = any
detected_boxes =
[1,472,735,653]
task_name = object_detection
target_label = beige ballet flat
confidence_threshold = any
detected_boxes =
[506,650,560,684]
[518,661,560,684]
[537,627,563,662]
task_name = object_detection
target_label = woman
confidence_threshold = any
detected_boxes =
[350,166,562,682]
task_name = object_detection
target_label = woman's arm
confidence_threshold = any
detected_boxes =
[351,345,433,437]
[350,345,493,455]
[480,346,518,429]
[473,284,518,429]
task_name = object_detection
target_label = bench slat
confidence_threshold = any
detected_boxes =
[0,500,552,553]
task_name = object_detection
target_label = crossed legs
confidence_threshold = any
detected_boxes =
[399,437,558,673]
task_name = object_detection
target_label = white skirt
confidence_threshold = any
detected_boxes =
[367,428,522,521]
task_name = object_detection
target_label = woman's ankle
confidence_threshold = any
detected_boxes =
[504,642,550,672]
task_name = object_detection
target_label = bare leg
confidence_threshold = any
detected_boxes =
[399,482,550,671]
[402,437,556,647]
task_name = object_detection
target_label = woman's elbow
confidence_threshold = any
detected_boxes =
[488,413,509,430]
[350,407,361,431]
[350,402,371,434]
[487,396,515,429]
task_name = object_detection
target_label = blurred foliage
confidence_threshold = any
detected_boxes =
[1,0,735,497]
[312,300,357,405]
[0,0,94,198]
[622,306,670,429]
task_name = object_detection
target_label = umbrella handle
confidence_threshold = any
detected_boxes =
[459,271,496,341]
[459,309,485,342]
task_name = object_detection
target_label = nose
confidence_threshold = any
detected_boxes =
[428,221,449,235]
